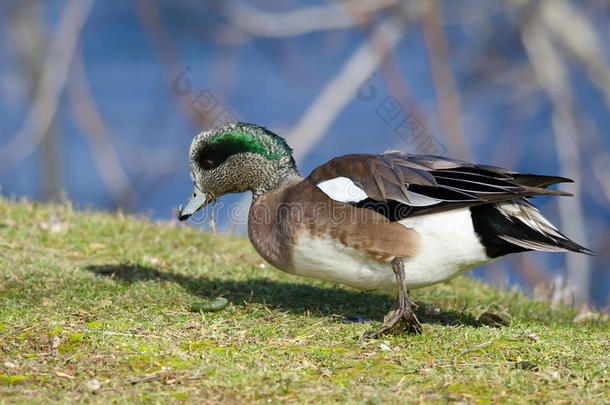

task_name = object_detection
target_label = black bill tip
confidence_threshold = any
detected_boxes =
[177,192,209,221]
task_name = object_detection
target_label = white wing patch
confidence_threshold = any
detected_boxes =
[316,177,368,203]
[316,176,442,206]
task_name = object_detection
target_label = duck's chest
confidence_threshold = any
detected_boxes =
[247,186,306,273]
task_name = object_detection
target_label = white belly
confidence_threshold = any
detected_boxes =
[291,208,492,294]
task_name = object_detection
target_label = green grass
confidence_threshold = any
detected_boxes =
[0,198,608,404]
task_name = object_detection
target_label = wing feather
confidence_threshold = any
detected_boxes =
[308,153,573,220]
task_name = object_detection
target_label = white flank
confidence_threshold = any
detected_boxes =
[316,177,368,203]
[396,208,491,289]
[292,208,492,295]
[292,236,397,293]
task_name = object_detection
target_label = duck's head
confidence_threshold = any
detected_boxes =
[178,122,301,221]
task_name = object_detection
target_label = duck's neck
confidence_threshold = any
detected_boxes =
[252,165,303,199]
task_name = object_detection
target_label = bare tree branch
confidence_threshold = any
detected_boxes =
[286,17,407,162]
[0,0,95,171]
[521,12,592,304]
[67,50,136,209]
[419,0,471,160]
[230,16,408,230]
[136,0,212,129]
[441,2,508,25]
[540,0,610,107]
[510,0,610,108]
[227,0,398,37]
[14,1,62,201]
[591,151,610,205]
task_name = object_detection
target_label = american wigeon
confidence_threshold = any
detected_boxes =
[178,123,590,338]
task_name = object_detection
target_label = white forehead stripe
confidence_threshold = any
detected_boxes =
[316,177,368,203]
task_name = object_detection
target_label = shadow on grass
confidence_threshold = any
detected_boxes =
[85,263,480,327]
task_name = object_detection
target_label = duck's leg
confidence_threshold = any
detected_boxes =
[364,257,422,338]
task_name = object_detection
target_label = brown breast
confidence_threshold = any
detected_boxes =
[247,179,421,273]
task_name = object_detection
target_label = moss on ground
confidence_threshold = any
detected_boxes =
[0,198,608,403]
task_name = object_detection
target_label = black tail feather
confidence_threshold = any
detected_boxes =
[512,174,574,189]
[470,201,592,258]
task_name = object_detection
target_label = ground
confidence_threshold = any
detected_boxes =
[0,198,608,404]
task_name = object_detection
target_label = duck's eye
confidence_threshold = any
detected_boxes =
[197,136,249,170]
[201,159,215,170]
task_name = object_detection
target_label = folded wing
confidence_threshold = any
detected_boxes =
[308,153,573,220]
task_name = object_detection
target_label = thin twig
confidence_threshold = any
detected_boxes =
[419,0,471,159]
[131,376,162,385]
[100,331,166,339]
[0,0,95,171]
[520,11,592,304]
[534,0,610,108]
[67,49,136,209]
[286,16,407,162]
[456,340,492,358]
[135,0,212,129]
[227,0,398,37]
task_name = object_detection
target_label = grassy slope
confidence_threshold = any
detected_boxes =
[0,198,608,404]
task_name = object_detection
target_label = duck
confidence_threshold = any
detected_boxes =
[178,122,590,338]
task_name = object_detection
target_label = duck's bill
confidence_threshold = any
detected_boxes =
[178,191,209,221]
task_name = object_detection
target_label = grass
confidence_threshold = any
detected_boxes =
[0,197,608,404]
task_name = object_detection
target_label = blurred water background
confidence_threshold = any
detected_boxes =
[1,0,608,308]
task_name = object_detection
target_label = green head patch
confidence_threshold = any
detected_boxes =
[195,123,294,170]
